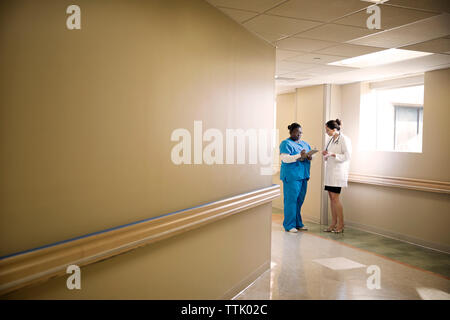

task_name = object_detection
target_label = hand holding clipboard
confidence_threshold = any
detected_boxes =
[299,148,318,161]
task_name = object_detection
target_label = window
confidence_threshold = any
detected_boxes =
[394,104,423,152]
[360,84,424,153]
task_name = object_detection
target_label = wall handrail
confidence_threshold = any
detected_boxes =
[348,173,450,194]
[0,184,280,296]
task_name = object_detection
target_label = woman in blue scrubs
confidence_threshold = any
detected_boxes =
[279,123,313,233]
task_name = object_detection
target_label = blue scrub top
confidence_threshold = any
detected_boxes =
[280,138,312,182]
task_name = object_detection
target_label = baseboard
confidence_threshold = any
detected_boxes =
[345,220,450,254]
[273,206,449,253]
[273,205,449,253]
[221,260,270,300]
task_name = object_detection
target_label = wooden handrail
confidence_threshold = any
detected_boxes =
[0,185,280,296]
[348,173,450,194]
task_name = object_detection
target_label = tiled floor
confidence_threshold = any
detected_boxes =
[272,207,450,278]
[312,257,366,270]
[234,211,450,300]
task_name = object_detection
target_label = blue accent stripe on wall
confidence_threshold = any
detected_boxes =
[0,184,277,260]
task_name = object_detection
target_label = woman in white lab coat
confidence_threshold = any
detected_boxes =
[322,119,352,234]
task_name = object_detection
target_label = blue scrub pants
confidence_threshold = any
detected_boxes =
[282,178,308,231]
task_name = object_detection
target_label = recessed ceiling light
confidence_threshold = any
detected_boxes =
[327,48,433,68]
[360,0,389,4]
[276,76,298,81]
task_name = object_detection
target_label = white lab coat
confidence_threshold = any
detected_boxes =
[324,133,352,187]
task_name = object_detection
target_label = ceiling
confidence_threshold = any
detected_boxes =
[205,0,450,93]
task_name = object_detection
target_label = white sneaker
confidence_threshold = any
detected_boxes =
[288,228,298,233]
[298,226,308,231]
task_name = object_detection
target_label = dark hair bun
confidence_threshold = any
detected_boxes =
[326,119,341,131]
[288,122,301,133]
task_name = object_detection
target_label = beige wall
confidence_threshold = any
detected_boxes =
[326,84,343,219]
[341,70,450,181]
[339,68,450,251]
[296,86,325,223]
[4,203,272,299]
[272,92,295,209]
[329,84,342,121]
[0,0,275,298]
[273,86,325,223]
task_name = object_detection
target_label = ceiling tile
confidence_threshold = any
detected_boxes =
[348,13,450,48]
[295,23,379,42]
[305,64,358,75]
[386,0,450,13]
[276,37,337,52]
[276,60,318,72]
[276,68,293,76]
[254,32,286,42]
[286,52,347,64]
[206,0,285,13]
[243,14,321,40]
[276,49,303,60]
[316,43,384,57]
[277,54,450,91]
[266,0,369,22]
[401,37,450,54]
[334,4,439,30]
[277,71,314,80]
[218,7,259,23]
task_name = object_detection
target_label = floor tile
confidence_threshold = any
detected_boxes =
[313,257,366,270]
[234,211,450,300]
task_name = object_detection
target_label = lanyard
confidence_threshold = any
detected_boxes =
[325,133,340,151]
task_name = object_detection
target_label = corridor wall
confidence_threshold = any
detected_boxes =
[273,86,325,223]
[339,68,450,252]
[274,71,449,252]
[0,0,275,298]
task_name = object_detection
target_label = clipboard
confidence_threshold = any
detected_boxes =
[300,149,318,160]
